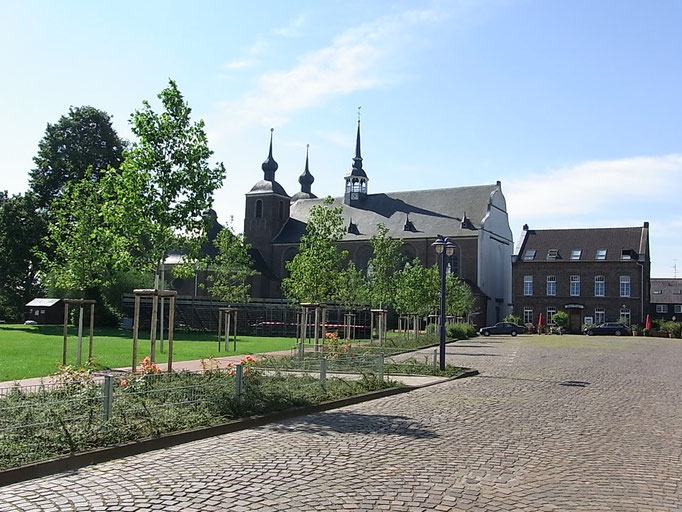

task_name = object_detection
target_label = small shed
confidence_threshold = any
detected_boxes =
[25,298,64,324]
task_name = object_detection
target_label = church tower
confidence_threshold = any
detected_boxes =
[244,129,290,250]
[291,145,317,202]
[344,119,368,205]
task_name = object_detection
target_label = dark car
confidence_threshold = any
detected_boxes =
[479,322,525,337]
[583,322,631,336]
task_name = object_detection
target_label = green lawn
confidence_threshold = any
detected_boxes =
[0,324,297,382]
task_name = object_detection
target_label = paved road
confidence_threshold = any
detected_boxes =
[2,335,681,511]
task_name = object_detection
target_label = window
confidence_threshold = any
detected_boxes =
[673,290,682,295]
[523,307,534,324]
[524,276,533,296]
[620,276,630,297]
[278,201,284,220]
[594,276,605,297]
[595,249,607,260]
[570,275,580,296]
[523,250,536,261]
[621,250,632,260]
[674,305,682,314]
[546,307,557,325]
[570,249,582,260]
[652,290,663,294]
[656,305,668,313]
[34,310,39,317]
[620,308,631,326]
[547,249,559,260]
[584,315,593,326]
[546,275,556,296]
[255,200,263,218]
[595,308,605,325]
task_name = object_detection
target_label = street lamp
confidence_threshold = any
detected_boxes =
[432,235,456,371]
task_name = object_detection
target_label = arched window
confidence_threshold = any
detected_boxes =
[446,247,459,276]
[255,200,263,218]
[278,201,284,220]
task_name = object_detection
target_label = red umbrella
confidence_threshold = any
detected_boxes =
[537,313,544,326]
[645,314,652,330]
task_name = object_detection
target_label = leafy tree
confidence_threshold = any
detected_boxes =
[336,261,370,308]
[282,197,347,303]
[0,192,45,320]
[208,224,255,305]
[395,259,473,319]
[103,80,226,277]
[394,259,439,316]
[367,224,403,308]
[40,172,126,294]
[29,106,126,208]
[445,274,474,317]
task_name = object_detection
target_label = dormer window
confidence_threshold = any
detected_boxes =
[547,249,559,260]
[595,249,607,260]
[523,250,536,260]
[621,250,633,260]
[570,249,581,260]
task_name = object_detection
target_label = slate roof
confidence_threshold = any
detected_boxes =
[248,180,289,197]
[650,278,682,304]
[272,184,500,244]
[516,226,648,262]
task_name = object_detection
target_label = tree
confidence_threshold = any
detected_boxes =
[103,80,226,277]
[40,172,122,294]
[336,261,370,308]
[0,192,45,320]
[282,197,347,303]
[208,225,255,305]
[367,224,403,308]
[29,106,126,208]
[445,274,474,317]
[394,259,439,316]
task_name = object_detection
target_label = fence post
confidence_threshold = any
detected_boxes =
[235,364,244,399]
[103,375,113,421]
[377,354,384,380]
[320,358,327,387]
[433,349,438,371]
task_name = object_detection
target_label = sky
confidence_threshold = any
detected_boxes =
[1,0,680,277]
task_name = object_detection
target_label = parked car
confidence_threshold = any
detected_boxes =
[583,322,631,336]
[479,322,525,337]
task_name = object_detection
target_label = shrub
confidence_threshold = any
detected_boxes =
[503,314,522,325]
[661,321,681,338]
[553,311,569,331]
[446,323,476,340]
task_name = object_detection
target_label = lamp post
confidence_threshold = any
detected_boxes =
[432,235,456,371]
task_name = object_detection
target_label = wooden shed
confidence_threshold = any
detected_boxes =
[25,298,64,324]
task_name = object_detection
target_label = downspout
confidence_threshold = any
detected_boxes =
[636,260,644,323]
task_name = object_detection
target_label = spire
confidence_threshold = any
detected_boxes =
[352,114,363,172]
[298,144,315,193]
[261,128,278,181]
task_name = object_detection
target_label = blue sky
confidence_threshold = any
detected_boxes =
[1,0,680,277]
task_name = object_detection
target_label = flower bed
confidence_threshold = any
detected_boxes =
[0,360,394,471]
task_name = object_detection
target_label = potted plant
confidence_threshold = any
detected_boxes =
[631,324,641,336]
[552,311,569,335]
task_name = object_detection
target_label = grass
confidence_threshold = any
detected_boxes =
[0,324,297,382]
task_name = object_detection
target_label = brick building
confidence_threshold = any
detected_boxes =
[242,123,514,326]
[650,278,682,321]
[512,223,650,332]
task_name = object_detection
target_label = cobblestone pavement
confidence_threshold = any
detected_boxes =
[2,335,681,511]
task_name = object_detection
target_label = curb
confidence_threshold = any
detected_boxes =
[0,369,478,487]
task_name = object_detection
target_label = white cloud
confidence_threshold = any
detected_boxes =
[505,154,682,220]
[211,5,449,137]
[274,14,307,38]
